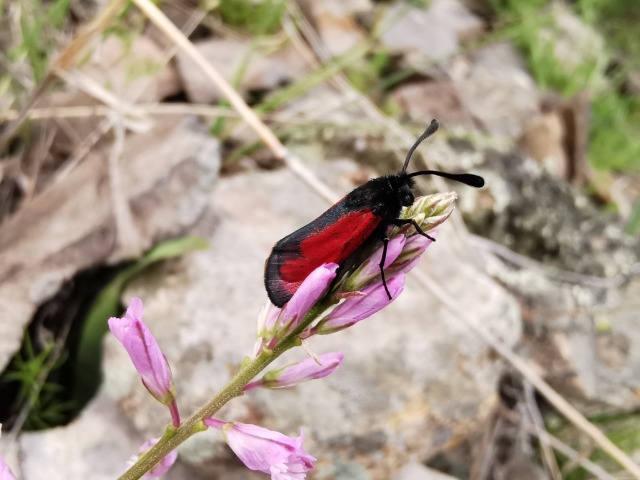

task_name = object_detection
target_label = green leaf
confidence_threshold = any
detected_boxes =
[46,0,70,27]
[71,236,209,409]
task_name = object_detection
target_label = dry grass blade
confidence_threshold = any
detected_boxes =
[524,381,562,480]
[0,0,129,151]
[21,128,55,203]
[0,104,239,122]
[50,6,207,187]
[498,400,617,479]
[55,69,145,121]
[517,416,618,480]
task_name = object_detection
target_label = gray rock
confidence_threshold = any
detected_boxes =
[0,116,220,372]
[16,396,141,480]
[393,461,458,480]
[381,0,484,62]
[176,39,308,104]
[450,41,539,138]
[303,0,371,56]
[390,80,473,128]
[460,147,640,407]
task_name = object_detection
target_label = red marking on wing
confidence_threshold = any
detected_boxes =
[279,209,381,289]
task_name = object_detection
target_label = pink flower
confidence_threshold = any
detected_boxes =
[108,298,180,426]
[205,419,315,479]
[385,233,434,277]
[314,274,405,335]
[344,235,406,291]
[0,458,15,480]
[275,263,338,336]
[137,438,178,478]
[0,425,15,480]
[245,352,344,390]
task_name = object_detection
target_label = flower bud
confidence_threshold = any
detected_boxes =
[245,352,344,390]
[108,298,180,425]
[315,274,405,335]
[344,235,405,292]
[400,192,457,233]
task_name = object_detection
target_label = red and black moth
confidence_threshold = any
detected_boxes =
[264,119,484,308]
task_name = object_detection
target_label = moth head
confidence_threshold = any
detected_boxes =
[398,184,414,207]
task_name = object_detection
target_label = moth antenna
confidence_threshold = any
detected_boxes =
[401,119,440,174]
[408,170,485,188]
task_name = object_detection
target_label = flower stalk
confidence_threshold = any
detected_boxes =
[118,296,334,480]
[118,192,456,479]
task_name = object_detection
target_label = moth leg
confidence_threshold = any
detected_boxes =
[393,218,436,242]
[379,235,392,301]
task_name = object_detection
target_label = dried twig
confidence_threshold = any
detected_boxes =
[523,381,562,480]
[541,431,615,480]
[0,104,238,122]
[55,69,145,120]
[131,0,284,157]
[498,402,617,479]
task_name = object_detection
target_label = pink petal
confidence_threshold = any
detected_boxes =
[318,274,405,334]
[251,352,344,389]
[345,235,406,290]
[388,233,434,275]
[0,457,16,480]
[126,297,144,322]
[219,423,315,478]
[276,263,338,335]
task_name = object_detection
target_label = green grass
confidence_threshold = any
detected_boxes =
[550,410,640,479]
[217,0,286,36]
[0,336,73,430]
[3,0,70,83]
[489,0,640,174]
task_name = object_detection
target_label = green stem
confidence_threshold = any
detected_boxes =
[118,299,333,480]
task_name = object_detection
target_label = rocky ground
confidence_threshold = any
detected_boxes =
[0,0,638,479]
